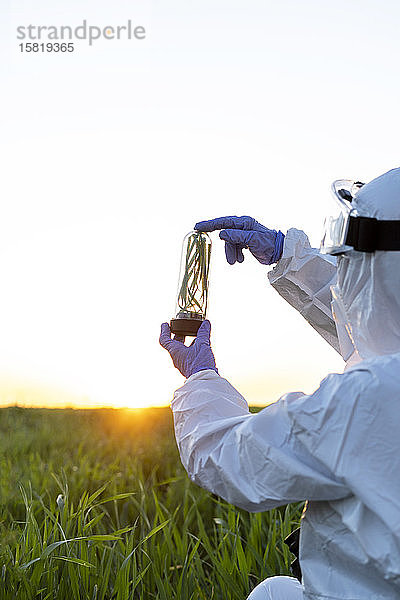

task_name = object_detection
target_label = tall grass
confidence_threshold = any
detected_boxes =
[0,407,301,599]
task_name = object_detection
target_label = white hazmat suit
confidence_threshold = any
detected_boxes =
[170,168,400,599]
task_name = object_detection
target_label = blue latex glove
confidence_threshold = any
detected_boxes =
[159,320,218,378]
[194,216,285,265]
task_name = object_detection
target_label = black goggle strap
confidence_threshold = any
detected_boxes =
[346,216,400,252]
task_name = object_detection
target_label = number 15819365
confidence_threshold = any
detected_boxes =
[19,42,75,52]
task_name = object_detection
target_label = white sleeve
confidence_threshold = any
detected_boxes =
[172,369,349,512]
[268,228,340,353]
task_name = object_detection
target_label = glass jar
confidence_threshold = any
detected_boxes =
[170,230,212,338]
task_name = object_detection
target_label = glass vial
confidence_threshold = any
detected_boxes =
[170,230,212,338]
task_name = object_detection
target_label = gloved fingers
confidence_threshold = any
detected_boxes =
[195,216,238,232]
[173,334,186,343]
[224,241,245,264]
[195,216,257,232]
[159,323,183,352]
[219,229,252,246]
[224,241,238,265]
[159,322,173,349]
[220,229,250,264]
[236,245,245,263]
[196,319,211,344]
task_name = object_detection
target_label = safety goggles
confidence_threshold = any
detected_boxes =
[321,178,400,254]
[320,180,365,255]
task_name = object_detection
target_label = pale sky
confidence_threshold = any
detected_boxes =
[1,0,400,408]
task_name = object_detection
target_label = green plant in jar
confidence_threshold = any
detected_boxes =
[170,231,212,338]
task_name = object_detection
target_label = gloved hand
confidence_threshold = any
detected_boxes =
[194,215,285,265]
[159,320,218,378]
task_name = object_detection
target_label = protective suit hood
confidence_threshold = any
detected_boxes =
[336,167,400,361]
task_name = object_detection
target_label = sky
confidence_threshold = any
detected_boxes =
[1,0,400,408]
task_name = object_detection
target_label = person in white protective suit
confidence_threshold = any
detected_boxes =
[159,167,400,600]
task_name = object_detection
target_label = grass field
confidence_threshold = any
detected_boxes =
[0,407,302,599]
